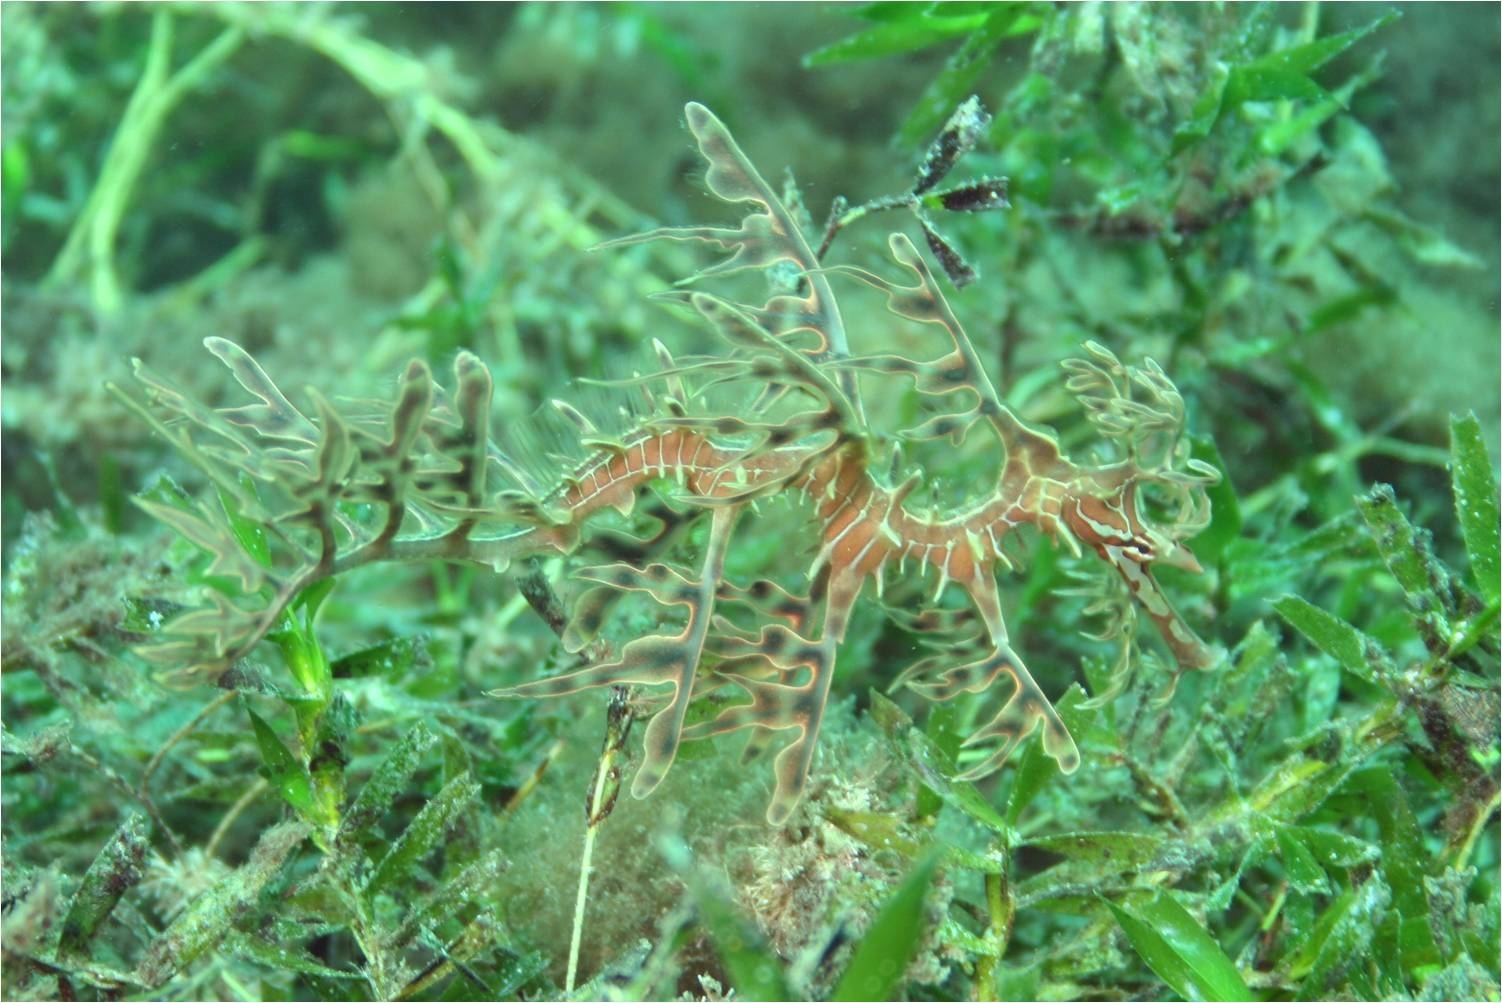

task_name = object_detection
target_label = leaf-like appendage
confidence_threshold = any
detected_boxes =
[948,648,1082,781]
[1060,341,1193,470]
[491,507,741,801]
[688,620,841,825]
[830,232,1015,447]
[599,102,863,423]
[115,345,557,682]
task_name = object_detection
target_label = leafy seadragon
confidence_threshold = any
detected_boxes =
[118,103,1218,824]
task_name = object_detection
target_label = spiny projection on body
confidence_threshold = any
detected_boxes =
[119,102,1219,824]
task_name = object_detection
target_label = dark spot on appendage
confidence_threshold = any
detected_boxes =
[937,178,1009,213]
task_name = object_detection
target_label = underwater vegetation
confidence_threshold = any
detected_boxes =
[2,3,1498,1001]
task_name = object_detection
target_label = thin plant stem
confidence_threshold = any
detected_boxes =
[567,753,612,995]
[567,687,634,994]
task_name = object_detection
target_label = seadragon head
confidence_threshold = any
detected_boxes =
[1054,342,1221,671]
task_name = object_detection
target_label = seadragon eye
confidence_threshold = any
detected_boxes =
[1122,535,1156,563]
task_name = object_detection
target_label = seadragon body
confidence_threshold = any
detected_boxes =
[121,103,1218,824]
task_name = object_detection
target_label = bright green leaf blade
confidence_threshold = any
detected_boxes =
[804,21,975,67]
[1026,830,1163,871]
[1244,12,1398,77]
[1306,285,1397,337]
[1446,594,1502,660]
[228,932,363,981]
[1225,64,1330,107]
[831,852,940,1002]
[1174,13,1394,153]
[898,7,1044,148]
[1106,890,1252,1002]
[1450,412,1500,604]
[1275,826,1331,895]
[1283,879,1391,991]
[1173,64,1229,153]
[1282,825,1378,868]
[1356,484,1452,638]
[291,575,338,619]
[1340,765,1442,972]
[398,847,511,947]
[331,636,428,680]
[1403,228,1486,270]
[217,478,272,568]
[1273,594,1381,682]
[245,704,317,820]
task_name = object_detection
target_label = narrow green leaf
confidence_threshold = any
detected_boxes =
[1225,64,1330,107]
[1355,485,1432,598]
[397,847,510,947]
[1450,412,1500,604]
[137,821,310,988]
[340,720,437,839]
[365,771,480,895]
[120,595,184,635]
[217,478,272,568]
[1341,765,1441,971]
[270,579,336,702]
[831,852,941,1002]
[1174,13,1394,153]
[1403,229,1486,270]
[1276,826,1331,895]
[292,575,338,619]
[60,813,152,954]
[228,932,362,980]
[1173,64,1229,153]
[1283,879,1388,988]
[1107,890,1252,1002]
[916,701,962,820]
[898,7,1044,148]
[1025,830,1163,871]
[1273,594,1381,682]
[870,690,1009,833]
[331,636,428,680]
[804,21,975,67]
[1446,595,1502,660]
[245,704,317,820]
[1281,825,1379,871]
[1243,12,1397,78]
[2,138,29,204]
[1305,285,1397,336]
[848,2,924,23]
[1356,484,1452,638]
[1245,751,1360,825]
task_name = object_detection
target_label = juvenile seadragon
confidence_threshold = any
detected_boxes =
[119,102,1218,824]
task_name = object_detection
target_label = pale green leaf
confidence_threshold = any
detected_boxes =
[1107,890,1252,1002]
